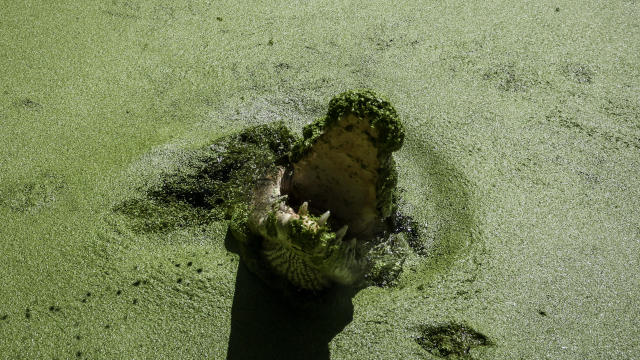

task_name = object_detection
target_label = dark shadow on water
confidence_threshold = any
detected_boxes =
[225,235,356,360]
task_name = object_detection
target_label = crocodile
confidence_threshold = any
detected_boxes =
[234,89,405,291]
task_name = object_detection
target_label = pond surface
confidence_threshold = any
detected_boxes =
[1,1,639,358]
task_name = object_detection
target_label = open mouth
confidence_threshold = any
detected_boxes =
[284,112,385,241]
[246,90,404,290]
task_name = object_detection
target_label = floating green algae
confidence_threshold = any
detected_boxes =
[3,1,640,359]
[416,322,492,359]
[113,121,296,234]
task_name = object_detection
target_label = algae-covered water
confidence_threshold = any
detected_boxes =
[1,1,639,359]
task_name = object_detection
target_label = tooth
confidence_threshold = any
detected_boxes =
[299,202,309,216]
[318,210,330,226]
[281,213,292,225]
[335,225,348,241]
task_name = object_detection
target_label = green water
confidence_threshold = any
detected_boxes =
[1,1,639,359]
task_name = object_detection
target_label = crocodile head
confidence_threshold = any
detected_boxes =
[247,90,405,291]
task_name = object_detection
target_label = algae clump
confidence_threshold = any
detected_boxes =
[114,121,296,234]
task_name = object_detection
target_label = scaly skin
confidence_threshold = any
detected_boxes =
[248,167,364,290]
